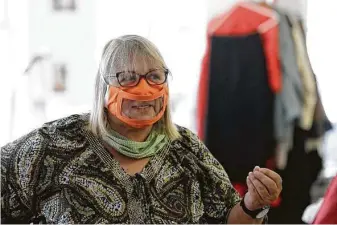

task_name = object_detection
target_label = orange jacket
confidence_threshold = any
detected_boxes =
[197,3,280,140]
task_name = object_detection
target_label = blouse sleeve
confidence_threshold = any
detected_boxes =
[180,127,241,223]
[1,144,31,223]
[1,131,45,224]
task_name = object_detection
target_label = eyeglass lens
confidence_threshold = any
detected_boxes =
[117,69,167,87]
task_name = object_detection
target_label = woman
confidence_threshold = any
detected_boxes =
[1,35,282,224]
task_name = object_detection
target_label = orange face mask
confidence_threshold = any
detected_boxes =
[106,79,169,128]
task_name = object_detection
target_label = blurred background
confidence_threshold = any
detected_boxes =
[0,0,336,223]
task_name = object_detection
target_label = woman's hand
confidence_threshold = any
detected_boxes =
[244,166,282,211]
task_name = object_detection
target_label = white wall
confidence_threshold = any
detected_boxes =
[306,0,337,177]
[307,0,337,123]
[275,0,307,19]
[28,0,96,108]
[0,0,29,145]
[207,0,240,22]
[6,0,97,141]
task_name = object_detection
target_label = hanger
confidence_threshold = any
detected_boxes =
[257,0,277,8]
[208,1,279,35]
[259,2,271,8]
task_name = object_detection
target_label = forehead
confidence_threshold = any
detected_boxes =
[112,54,163,74]
[101,39,166,77]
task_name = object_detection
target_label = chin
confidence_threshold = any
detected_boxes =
[132,115,155,120]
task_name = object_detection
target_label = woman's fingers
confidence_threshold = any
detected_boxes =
[249,172,271,202]
[247,175,263,203]
[253,170,278,196]
[259,168,283,189]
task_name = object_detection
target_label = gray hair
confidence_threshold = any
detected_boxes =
[89,35,181,141]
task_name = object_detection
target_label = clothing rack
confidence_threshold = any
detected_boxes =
[197,1,332,223]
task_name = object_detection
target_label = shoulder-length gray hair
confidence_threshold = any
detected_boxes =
[89,35,181,141]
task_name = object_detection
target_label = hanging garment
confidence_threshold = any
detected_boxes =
[268,126,323,224]
[274,14,331,169]
[197,2,280,140]
[304,77,333,153]
[289,16,317,131]
[313,175,337,224]
[297,20,333,149]
[204,33,275,183]
[273,10,303,169]
[268,127,323,223]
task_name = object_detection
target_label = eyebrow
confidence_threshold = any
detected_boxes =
[116,68,161,75]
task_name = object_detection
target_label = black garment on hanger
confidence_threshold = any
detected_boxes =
[204,33,275,183]
[268,126,323,224]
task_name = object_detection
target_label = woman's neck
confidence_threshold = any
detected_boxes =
[107,115,152,142]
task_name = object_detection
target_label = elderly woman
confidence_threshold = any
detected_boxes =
[1,35,282,224]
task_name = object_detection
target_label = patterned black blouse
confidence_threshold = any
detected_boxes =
[1,114,240,224]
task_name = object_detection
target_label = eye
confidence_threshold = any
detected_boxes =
[118,72,139,86]
[147,70,166,84]
[119,72,137,81]
[148,73,161,80]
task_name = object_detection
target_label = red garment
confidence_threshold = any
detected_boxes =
[313,175,337,224]
[198,5,282,206]
[197,3,281,140]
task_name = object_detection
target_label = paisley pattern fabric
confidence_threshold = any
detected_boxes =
[1,114,240,224]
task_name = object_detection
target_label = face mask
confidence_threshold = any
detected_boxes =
[106,79,168,128]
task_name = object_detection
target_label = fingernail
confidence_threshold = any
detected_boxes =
[247,176,249,180]
[254,166,260,171]
[249,172,252,176]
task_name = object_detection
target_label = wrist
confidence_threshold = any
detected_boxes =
[244,193,262,211]
[241,194,270,219]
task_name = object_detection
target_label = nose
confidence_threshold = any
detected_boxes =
[137,77,150,89]
[127,78,154,95]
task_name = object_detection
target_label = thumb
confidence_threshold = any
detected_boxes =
[245,177,261,210]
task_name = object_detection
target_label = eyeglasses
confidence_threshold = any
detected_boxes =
[103,68,169,87]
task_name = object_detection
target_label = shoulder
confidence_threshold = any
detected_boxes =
[173,125,213,162]
[175,125,206,152]
[2,113,88,151]
[173,125,229,176]
[1,113,89,180]
[41,113,88,135]
[175,125,200,142]
[1,113,90,206]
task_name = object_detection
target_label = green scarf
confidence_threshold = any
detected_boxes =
[102,128,169,159]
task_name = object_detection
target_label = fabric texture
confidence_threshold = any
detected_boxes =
[1,114,240,224]
[197,2,280,140]
[102,127,168,159]
[204,34,275,183]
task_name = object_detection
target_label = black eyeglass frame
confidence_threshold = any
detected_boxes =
[104,68,170,87]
